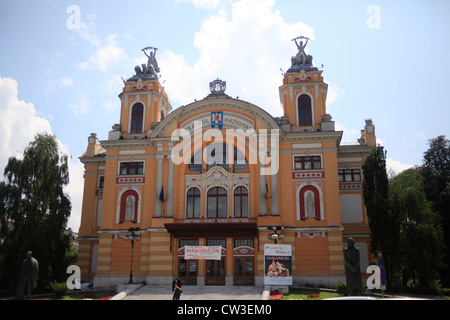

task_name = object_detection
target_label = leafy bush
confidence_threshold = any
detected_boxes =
[334,281,348,296]
[51,281,68,298]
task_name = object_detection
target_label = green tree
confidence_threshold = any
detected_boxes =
[422,135,450,287]
[362,146,401,287]
[389,168,444,289]
[0,133,72,292]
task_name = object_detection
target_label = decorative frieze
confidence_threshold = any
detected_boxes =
[296,231,327,239]
[116,176,145,184]
[339,183,363,191]
[292,171,324,179]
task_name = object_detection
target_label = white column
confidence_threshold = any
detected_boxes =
[270,131,279,215]
[154,154,164,217]
[271,172,279,216]
[166,143,174,217]
[259,154,267,216]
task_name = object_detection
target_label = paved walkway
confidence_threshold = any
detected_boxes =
[123,285,266,300]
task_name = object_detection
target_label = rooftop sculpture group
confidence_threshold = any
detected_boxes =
[128,47,161,81]
[288,36,318,72]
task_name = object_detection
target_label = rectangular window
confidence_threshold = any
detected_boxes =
[179,239,199,248]
[338,169,361,182]
[234,238,254,248]
[294,156,322,170]
[98,176,104,188]
[119,162,144,175]
[206,239,226,247]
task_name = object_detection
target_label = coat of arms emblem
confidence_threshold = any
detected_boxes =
[211,111,223,129]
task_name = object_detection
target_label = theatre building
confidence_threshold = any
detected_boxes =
[77,43,377,288]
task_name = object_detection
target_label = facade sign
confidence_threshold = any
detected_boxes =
[181,112,254,133]
[184,246,222,260]
[264,244,293,285]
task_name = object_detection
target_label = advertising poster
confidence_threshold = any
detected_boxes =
[184,246,222,260]
[264,244,293,285]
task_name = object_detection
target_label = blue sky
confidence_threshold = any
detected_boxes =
[1,0,449,231]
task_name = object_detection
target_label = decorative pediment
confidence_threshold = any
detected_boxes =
[186,167,249,191]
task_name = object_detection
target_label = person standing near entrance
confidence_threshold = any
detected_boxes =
[172,277,182,300]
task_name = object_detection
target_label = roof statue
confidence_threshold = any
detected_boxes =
[128,47,161,81]
[210,78,227,95]
[287,36,318,72]
[205,78,230,99]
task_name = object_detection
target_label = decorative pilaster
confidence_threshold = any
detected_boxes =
[166,143,174,217]
[154,150,164,218]
[259,154,267,215]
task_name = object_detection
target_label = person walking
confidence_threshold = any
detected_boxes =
[172,277,182,300]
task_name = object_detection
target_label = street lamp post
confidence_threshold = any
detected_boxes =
[267,225,284,244]
[125,227,141,284]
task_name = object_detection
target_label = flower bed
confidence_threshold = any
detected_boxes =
[269,291,284,300]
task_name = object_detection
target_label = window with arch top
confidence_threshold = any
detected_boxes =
[186,187,201,218]
[207,187,228,218]
[297,94,312,126]
[130,103,144,133]
[234,186,248,218]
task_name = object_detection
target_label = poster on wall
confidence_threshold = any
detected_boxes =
[264,244,293,286]
[184,246,222,260]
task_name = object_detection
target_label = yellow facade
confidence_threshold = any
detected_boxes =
[78,51,377,288]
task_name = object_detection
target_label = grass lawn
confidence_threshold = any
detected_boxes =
[34,291,116,300]
[281,290,342,300]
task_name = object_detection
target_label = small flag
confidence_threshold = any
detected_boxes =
[159,187,165,202]
[265,183,269,199]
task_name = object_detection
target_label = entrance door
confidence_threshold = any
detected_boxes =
[178,258,197,285]
[205,259,225,285]
[234,257,254,285]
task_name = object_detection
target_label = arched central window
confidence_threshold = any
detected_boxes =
[207,187,228,218]
[188,144,248,172]
[234,186,248,218]
[186,188,201,218]
[297,94,312,126]
[130,103,144,133]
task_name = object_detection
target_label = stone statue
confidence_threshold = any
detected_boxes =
[288,36,317,72]
[125,195,136,221]
[294,37,308,65]
[130,47,161,80]
[343,238,362,296]
[305,191,315,218]
[142,47,160,75]
[15,251,39,300]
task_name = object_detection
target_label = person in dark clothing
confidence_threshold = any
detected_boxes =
[172,277,182,300]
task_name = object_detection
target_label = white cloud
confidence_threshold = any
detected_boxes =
[0,76,53,171]
[175,0,221,10]
[61,77,73,86]
[386,158,415,177]
[72,18,127,71]
[76,34,127,71]
[69,93,91,115]
[0,76,83,231]
[326,82,344,105]
[159,0,315,115]
[335,122,359,143]
[102,101,117,113]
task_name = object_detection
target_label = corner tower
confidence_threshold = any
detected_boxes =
[279,36,334,133]
[109,47,172,141]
